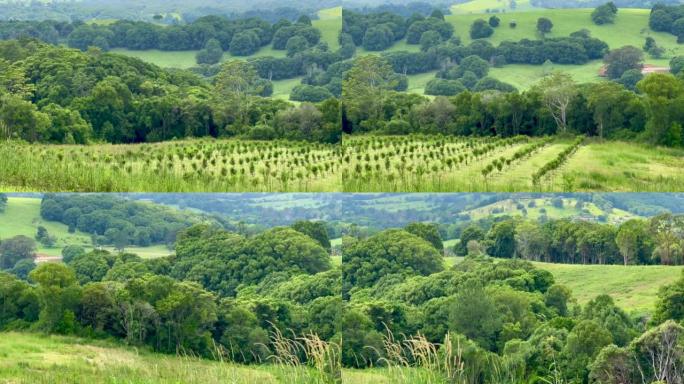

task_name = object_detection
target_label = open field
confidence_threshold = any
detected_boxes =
[531,261,682,314]
[0,139,342,192]
[0,332,328,384]
[341,135,684,192]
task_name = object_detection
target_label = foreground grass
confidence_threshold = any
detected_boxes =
[0,332,329,384]
[0,139,342,192]
[341,135,684,192]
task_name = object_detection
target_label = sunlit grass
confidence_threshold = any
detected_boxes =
[341,135,684,192]
[0,138,342,192]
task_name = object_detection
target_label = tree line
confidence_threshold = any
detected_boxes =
[342,226,684,383]
[0,39,341,144]
[0,14,321,57]
[454,212,684,266]
[342,53,684,147]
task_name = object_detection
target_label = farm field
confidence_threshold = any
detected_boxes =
[0,139,342,192]
[378,6,683,93]
[341,135,684,192]
[0,332,330,384]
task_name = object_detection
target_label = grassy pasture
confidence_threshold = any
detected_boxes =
[383,7,684,92]
[0,197,174,258]
[111,6,342,71]
[341,135,684,192]
[0,332,328,384]
[0,139,342,192]
[0,197,90,256]
[451,0,537,14]
[531,261,682,314]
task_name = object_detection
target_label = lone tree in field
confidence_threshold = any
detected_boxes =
[535,72,577,134]
[536,17,553,35]
[591,2,618,25]
[603,45,643,79]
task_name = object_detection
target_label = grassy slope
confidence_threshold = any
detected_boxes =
[0,332,316,384]
[0,197,90,257]
[389,4,684,92]
[531,261,681,314]
[0,197,172,258]
[444,256,679,314]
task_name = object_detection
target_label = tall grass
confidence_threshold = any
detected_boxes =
[0,330,341,384]
[361,329,564,384]
[0,138,342,192]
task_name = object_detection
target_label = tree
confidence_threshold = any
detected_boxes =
[229,30,260,56]
[61,245,85,264]
[292,220,331,252]
[630,320,684,383]
[563,320,613,382]
[0,194,6,212]
[448,281,502,351]
[405,222,443,252]
[29,263,81,334]
[615,219,650,266]
[486,220,516,258]
[637,73,684,147]
[195,38,223,65]
[670,56,684,75]
[69,251,110,284]
[603,45,643,79]
[342,55,397,129]
[0,235,36,269]
[342,229,443,292]
[419,30,441,52]
[470,19,494,39]
[285,35,309,57]
[535,72,577,133]
[591,2,618,25]
[545,284,573,316]
[588,344,635,384]
[431,10,445,21]
[586,81,629,139]
[489,16,500,28]
[537,17,553,35]
[653,272,684,324]
[456,225,485,256]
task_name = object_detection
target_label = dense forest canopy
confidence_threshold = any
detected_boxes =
[341,227,684,383]
[0,221,340,368]
[0,39,342,144]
